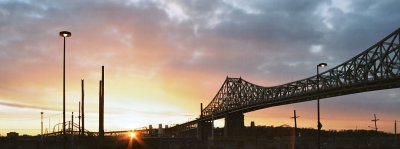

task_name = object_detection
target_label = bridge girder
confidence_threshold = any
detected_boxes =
[201,27,400,120]
[166,27,400,136]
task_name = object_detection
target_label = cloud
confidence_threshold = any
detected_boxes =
[0,100,58,111]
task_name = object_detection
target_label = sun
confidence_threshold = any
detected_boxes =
[129,132,136,138]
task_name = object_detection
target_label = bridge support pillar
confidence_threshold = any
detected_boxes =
[197,121,202,140]
[224,113,244,136]
[197,121,212,140]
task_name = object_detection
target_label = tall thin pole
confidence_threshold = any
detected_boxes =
[372,114,379,133]
[62,36,66,149]
[71,112,74,134]
[317,65,321,149]
[60,31,71,149]
[200,103,203,118]
[99,66,105,148]
[291,110,299,136]
[101,66,104,135]
[81,79,85,136]
[316,63,327,149]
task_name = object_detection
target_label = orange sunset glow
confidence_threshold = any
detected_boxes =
[1,0,400,137]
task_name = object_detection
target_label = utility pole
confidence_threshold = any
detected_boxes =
[291,110,300,137]
[71,112,74,135]
[81,79,85,136]
[371,114,379,133]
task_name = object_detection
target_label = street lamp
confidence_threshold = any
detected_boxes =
[317,62,327,149]
[59,31,71,149]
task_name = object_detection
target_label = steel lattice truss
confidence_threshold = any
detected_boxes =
[202,28,400,120]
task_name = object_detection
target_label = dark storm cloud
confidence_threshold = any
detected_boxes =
[1,0,399,79]
[157,0,330,81]
[152,0,400,116]
[166,0,400,84]
[3,0,398,81]
[319,0,400,63]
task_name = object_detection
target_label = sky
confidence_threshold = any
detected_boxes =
[0,0,400,135]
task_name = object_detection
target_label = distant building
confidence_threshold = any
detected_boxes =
[7,132,19,138]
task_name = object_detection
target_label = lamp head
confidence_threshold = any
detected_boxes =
[59,31,71,37]
[318,63,327,68]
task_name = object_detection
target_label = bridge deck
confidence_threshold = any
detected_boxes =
[169,27,400,133]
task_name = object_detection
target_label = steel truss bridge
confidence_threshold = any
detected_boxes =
[168,27,400,134]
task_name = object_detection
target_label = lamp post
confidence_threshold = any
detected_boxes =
[59,31,71,149]
[317,62,327,149]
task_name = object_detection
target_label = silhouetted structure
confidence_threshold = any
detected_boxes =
[71,112,74,134]
[6,132,18,138]
[99,66,105,149]
[317,62,327,149]
[169,27,400,140]
[81,79,85,137]
[372,114,379,132]
[1,129,398,149]
[59,30,71,149]
[291,110,299,137]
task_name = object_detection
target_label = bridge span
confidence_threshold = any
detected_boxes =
[168,27,400,138]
